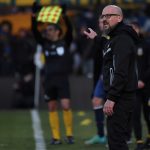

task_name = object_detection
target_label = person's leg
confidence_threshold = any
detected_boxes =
[93,97,105,138]
[93,80,105,138]
[125,112,133,144]
[85,79,106,145]
[61,98,74,144]
[61,99,73,137]
[107,100,133,150]
[44,77,61,144]
[59,76,74,144]
[132,92,145,150]
[143,96,150,148]
[133,93,142,141]
[143,96,150,135]
[47,100,61,144]
[85,97,106,145]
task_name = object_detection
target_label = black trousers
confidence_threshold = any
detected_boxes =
[133,92,150,140]
[107,99,134,150]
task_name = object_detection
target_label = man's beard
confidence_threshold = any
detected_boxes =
[103,23,116,35]
[103,27,111,35]
[103,22,111,34]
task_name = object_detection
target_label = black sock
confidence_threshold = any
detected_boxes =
[94,107,104,137]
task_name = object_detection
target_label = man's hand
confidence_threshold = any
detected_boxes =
[138,80,145,89]
[103,99,115,116]
[83,28,97,39]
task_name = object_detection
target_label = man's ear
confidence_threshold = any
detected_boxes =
[118,15,123,22]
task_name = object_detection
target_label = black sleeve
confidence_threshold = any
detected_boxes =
[141,44,150,82]
[63,14,73,47]
[31,15,44,45]
[107,35,133,101]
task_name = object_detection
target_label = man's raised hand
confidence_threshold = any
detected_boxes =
[83,28,97,39]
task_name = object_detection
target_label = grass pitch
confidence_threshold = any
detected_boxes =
[0,110,147,150]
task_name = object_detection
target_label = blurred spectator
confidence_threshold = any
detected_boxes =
[70,7,98,77]
[130,21,150,150]
[0,20,14,76]
[12,28,36,108]
[74,23,94,77]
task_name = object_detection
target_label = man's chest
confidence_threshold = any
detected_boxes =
[44,43,65,57]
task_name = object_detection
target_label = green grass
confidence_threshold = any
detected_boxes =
[0,110,148,150]
[0,110,34,150]
[40,110,107,150]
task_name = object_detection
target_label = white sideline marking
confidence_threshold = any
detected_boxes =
[31,109,46,150]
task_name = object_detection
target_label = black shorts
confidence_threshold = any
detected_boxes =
[44,75,70,102]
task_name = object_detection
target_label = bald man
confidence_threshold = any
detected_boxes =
[101,5,139,150]
[84,5,139,150]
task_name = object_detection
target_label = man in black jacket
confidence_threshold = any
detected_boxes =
[84,5,139,150]
[32,3,74,145]
[101,5,139,150]
[86,5,138,150]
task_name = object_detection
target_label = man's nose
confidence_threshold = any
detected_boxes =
[101,17,107,22]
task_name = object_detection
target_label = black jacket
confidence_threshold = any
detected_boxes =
[32,15,73,76]
[103,22,139,102]
[137,36,150,96]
